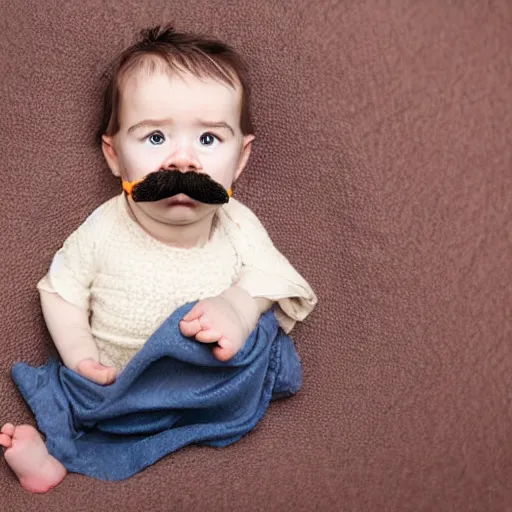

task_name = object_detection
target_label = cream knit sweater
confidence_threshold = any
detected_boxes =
[37,194,317,370]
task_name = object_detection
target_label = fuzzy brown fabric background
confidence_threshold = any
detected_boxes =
[1,1,511,510]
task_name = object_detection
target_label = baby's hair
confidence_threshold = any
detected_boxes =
[98,24,253,141]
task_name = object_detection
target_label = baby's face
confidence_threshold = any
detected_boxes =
[102,69,253,225]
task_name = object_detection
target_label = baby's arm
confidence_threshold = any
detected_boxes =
[40,290,116,385]
[40,290,96,367]
[179,203,316,360]
[38,205,118,384]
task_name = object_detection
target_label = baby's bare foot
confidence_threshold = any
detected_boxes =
[76,358,117,385]
[0,423,67,493]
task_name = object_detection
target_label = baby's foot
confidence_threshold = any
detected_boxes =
[0,423,67,493]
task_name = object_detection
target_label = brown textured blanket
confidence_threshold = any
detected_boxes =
[1,1,511,510]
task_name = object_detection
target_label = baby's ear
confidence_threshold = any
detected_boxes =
[101,135,121,177]
[234,134,255,181]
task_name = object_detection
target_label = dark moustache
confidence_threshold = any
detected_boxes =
[124,170,231,204]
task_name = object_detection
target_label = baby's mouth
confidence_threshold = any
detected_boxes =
[165,194,197,207]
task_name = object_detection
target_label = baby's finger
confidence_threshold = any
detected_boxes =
[91,360,108,371]
[179,319,203,337]
[195,329,222,343]
[181,302,205,322]
[212,337,237,362]
[92,367,116,386]
[103,366,117,385]
[77,361,116,386]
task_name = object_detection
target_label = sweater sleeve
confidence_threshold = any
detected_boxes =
[36,208,103,311]
[221,199,318,333]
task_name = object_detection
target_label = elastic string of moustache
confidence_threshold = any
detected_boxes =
[121,170,233,204]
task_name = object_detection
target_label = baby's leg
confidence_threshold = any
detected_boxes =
[0,423,67,493]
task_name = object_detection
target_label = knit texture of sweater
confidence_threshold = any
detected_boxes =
[37,194,317,370]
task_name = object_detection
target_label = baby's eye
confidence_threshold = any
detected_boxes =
[199,132,220,146]
[147,131,165,145]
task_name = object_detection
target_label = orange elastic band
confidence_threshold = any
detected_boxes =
[122,179,144,196]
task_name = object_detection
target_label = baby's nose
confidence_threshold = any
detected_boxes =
[163,146,201,172]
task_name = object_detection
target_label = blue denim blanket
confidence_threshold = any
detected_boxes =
[11,303,302,481]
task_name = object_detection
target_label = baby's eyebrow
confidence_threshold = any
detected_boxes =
[128,118,173,133]
[195,119,235,136]
[127,118,235,136]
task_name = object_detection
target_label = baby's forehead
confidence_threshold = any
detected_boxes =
[121,66,241,105]
[117,66,242,125]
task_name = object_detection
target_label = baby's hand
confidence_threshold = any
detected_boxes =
[75,358,117,385]
[179,287,259,362]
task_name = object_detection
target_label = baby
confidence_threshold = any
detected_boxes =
[0,25,316,493]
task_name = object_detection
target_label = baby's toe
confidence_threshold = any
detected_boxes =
[0,433,12,448]
[1,423,15,436]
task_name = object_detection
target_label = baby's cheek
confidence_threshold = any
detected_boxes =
[207,153,239,188]
[123,148,160,180]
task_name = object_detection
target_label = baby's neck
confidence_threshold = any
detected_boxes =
[125,197,215,249]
